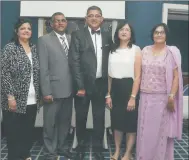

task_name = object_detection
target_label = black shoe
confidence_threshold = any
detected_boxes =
[93,152,104,160]
[43,156,59,160]
[74,152,85,160]
[58,150,74,159]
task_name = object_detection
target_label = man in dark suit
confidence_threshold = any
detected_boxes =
[38,12,73,160]
[69,6,112,160]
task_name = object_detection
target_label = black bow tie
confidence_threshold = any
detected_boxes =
[91,30,101,35]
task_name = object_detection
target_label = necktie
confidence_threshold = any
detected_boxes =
[91,30,101,35]
[60,36,68,57]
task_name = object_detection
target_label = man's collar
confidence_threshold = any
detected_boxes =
[54,31,66,38]
[88,26,101,33]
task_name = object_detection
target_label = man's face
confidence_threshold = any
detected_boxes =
[85,9,103,30]
[51,15,67,33]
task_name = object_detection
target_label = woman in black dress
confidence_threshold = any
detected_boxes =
[106,21,142,160]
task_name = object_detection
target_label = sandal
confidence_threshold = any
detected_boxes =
[111,156,120,160]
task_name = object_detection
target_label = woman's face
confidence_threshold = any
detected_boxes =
[17,23,32,41]
[118,24,131,42]
[153,26,166,44]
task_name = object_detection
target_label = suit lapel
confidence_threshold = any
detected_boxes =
[65,34,71,46]
[101,30,106,52]
[84,27,95,55]
[50,31,66,55]
[101,30,106,64]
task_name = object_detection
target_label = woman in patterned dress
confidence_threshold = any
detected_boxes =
[136,23,183,160]
[1,18,41,160]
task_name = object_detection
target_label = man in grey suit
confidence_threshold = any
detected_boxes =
[38,12,73,160]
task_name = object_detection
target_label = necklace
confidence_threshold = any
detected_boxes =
[152,47,166,56]
[152,51,165,57]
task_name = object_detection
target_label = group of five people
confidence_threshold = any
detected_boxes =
[1,5,183,160]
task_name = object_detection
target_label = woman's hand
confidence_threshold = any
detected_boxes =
[167,97,175,112]
[8,98,16,112]
[127,98,136,111]
[106,97,112,109]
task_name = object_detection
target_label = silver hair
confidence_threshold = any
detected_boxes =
[51,12,65,24]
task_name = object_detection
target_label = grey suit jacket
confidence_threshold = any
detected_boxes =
[38,31,72,98]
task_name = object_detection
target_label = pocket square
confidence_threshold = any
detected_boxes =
[104,44,109,47]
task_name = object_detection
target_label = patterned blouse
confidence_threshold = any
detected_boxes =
[1,42,41,113]
[140,45,177,94]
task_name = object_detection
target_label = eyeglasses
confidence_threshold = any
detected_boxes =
[119,28,131,32]
[54,19,67,23]
[154,31,165,36]
[87,14,102,19]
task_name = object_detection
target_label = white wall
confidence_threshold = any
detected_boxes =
[20,1,125,19]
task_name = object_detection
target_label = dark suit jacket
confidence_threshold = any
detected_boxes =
[68,27,112,94]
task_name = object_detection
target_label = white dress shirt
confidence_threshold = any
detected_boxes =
[54,31,69,49]
[27,52,37,105]
[88,27,102,78]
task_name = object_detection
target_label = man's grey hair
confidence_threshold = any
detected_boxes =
[51,12,65,23]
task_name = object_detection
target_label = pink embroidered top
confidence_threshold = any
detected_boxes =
[140,46,176,94]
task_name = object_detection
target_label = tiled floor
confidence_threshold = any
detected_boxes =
[1,120,188,160]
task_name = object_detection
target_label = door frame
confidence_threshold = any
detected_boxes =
[162,3,188,76]
[162,3,188,24]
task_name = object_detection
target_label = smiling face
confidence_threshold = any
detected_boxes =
[17,23,32,41]
[118,24,131,42]
[51,14,67,33]
[85,9,103,30]
[153,26,166,44]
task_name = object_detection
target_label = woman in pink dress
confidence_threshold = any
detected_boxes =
[136,23,183,160]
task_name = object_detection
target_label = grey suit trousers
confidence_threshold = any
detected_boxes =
[43,96,72,159]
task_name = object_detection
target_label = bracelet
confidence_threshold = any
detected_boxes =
[8,96,15,101]
[131,94,136,99]
[169,93,175,99]
[105,95,111,98]
[8,97,15,101]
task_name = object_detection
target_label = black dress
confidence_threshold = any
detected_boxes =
[111,78,139,132]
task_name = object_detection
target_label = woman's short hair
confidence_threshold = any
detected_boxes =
[111,20,135,53]
[151,23,169,42]
[11,18,32,45]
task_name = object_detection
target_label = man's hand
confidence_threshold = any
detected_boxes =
[43,95,53,103]
[76,89,86,97]
[106,97,112,109]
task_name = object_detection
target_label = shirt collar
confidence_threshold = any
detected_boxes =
[54,31,66,39]
[88,27,101,34]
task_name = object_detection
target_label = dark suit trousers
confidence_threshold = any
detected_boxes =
[3,105,37,160]
[74,78,106,152]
